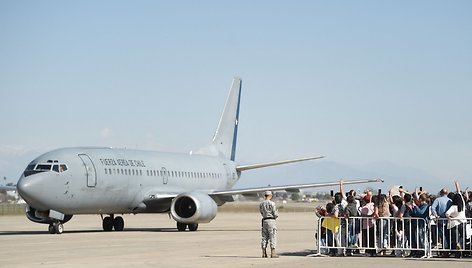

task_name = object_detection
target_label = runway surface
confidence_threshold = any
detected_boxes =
[1,210,471,268]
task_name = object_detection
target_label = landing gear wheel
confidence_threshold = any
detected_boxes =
[103,216,114,231]
[177,222,187,231]
[48,223,64,234]
[54,222,64,234]
[48,224,55,234]
[188,223,198,231]
[113,216,124,231]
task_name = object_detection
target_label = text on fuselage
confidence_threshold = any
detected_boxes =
[99,158,146,167]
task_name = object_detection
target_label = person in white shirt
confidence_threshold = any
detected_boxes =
[445,181,466,256]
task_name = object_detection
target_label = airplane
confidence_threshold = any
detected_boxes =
[14,77,382,234]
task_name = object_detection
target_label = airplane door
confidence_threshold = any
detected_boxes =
[223,164,231,179]
[223,163,235,187]
[78,154,97,187]
[161,167,168,185]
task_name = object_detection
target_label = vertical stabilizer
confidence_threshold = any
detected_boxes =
[194,77,242,160]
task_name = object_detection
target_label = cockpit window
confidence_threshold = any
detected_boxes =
[26,164,36,171]
[23,162,68,177]
[60,164,68,172]
[36,164,52,171]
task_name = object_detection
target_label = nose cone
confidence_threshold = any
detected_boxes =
[17,175,31,200]
[17,174,49,210]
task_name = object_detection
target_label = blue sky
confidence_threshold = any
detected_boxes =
[1,1,471,192]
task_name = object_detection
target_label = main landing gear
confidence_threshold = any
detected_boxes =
[101,214,124,231]
[176,222,198,232]
[48,222,64,234]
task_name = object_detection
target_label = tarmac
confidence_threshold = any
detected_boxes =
[1,209,471,268]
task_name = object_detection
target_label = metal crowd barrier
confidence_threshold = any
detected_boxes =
[429,218,472,257]
[315,216,472,258]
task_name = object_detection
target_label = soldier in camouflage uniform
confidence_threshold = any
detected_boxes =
[260,190,279,258]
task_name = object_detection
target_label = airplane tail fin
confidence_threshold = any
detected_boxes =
[193,77,242,160]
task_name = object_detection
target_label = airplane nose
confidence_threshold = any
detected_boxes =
[17,176,30,198]
[17,174,48,210]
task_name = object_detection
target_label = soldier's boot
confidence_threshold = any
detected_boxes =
[262,248,267,258]
[271,248,279,258]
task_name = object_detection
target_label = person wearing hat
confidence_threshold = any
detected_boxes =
[260,190,279,258]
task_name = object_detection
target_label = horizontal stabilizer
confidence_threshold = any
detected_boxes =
[211,178,383,196]
[236,156,325,172]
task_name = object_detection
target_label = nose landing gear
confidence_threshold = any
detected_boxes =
[48,222,64,234]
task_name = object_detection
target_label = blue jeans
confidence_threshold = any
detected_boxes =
[348,220,360,246]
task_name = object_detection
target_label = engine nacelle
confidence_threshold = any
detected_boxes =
[170,192,217,224]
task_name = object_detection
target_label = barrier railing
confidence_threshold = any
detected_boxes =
[315,216,472,258]
[429,218,472,257]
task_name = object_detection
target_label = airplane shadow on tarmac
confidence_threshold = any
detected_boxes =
[0,227,178,236]
[0,227,262,236]
[279,249,315,257]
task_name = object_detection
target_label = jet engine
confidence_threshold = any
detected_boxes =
[170,192,217,224]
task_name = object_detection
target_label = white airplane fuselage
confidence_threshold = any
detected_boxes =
[18,147,238,215]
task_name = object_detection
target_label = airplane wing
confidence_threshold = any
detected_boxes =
[0,185,17,191]
[133,179,382,210]
[210,178,383,196]
[132,192,179,213]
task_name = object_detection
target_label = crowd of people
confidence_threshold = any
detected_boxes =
[315,180,472,258]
